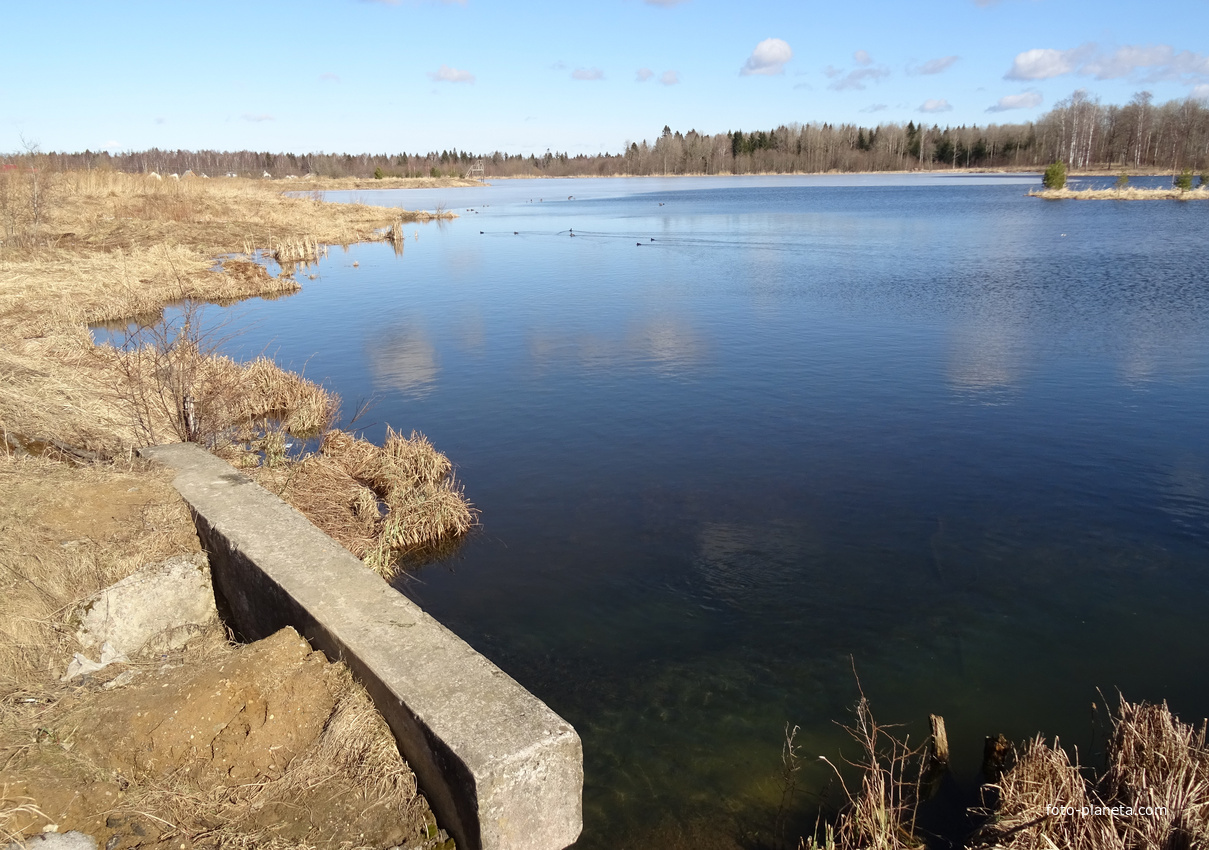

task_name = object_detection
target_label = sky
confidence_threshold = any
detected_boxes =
[2,0,1208,156]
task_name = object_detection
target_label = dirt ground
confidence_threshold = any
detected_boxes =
[0,452,445,849]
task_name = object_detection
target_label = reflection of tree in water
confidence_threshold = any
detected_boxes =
[368,326,439,397]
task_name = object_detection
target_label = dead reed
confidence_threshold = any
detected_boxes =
[250,427,477,578]
[1031,186,1209,200]
[973,696,1209,850]
[804,692,928,850]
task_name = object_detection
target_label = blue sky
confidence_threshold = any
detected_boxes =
[2,0,1207,156]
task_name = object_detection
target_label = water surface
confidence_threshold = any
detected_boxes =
[108,175,1209,848]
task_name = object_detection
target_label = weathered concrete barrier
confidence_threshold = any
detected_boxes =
[140,443,582,850]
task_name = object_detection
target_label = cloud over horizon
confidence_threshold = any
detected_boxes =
[828,66,890,91]
[572,67,605,81]
[987,91,1043,111]
[636,68,654,82]
[912,55,960,75]
[660,70,680,85]
[1006,43,1209,84]
[428,64,475,83]
[919,98,953,113]
[741,38,793,76]
[240,113,274,122]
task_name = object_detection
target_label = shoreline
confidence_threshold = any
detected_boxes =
[0,172,471,846]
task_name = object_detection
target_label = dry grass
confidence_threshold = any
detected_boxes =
[0,170,473,564]
[1031,186,1209,200]
[804,693,929,850]
[973,696,1209,850]
[0,454,201,696]
[0,170,473,849]
[250,427,477,578]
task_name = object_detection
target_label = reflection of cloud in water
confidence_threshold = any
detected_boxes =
[528,318,704,376]
[639,320,704,373]
[946,325,1021,396]
[457,312,486,353]
[1159,456,1209,530]
[368,327,439,397]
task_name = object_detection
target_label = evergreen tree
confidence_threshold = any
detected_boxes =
[1042,160,1066,189]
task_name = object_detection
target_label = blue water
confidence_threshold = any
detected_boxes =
[103,175,1209,847]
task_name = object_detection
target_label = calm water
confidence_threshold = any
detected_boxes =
[108,175,1209,847]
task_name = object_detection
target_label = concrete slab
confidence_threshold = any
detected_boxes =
[140,443,582,850]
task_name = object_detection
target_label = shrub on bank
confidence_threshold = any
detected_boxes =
[1042,160,1066,190]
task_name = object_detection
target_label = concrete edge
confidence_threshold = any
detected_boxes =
[140,443,583,850]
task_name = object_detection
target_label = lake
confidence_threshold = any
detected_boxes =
[107,174,1209,848]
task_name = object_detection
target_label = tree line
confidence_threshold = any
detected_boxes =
[4,90,1207,179]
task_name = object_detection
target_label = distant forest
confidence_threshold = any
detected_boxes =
[10,91,1208,179]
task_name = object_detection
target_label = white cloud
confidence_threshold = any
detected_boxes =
[572,67,604,81]
[1194,83,1209,100]
[240,113,274,122]
[861,104,889,112]
[1086,44,1209,81]
[854,50,873,66]
[636,67,654,82]
[660,70,680,85]
[912,55,959,75]
[741,38,793,76]
[1006,47,1085,80]
[428,64,475,83]
[1006,43,1209,84]
[155,117,166,125]
[319,72,340,82]
[986,91,1043,111]
[829,66,890,91]
[918,98,953,113]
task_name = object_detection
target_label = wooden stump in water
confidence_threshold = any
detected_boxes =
[921,714,950,799]
[929,714,950,771]
[982,733,1015,782]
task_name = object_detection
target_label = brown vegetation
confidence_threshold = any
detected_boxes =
[1031,186,1209,200]
[249,428,477,578]
[0,171,473,846]
[804,693,929,850]
[973,696,1209,850]
[800,692,1209,850]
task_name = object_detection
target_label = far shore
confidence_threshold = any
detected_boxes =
[1032,186,1209,200]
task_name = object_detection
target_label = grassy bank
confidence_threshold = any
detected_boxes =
[1,169,476,572]
[0,171,475,845]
